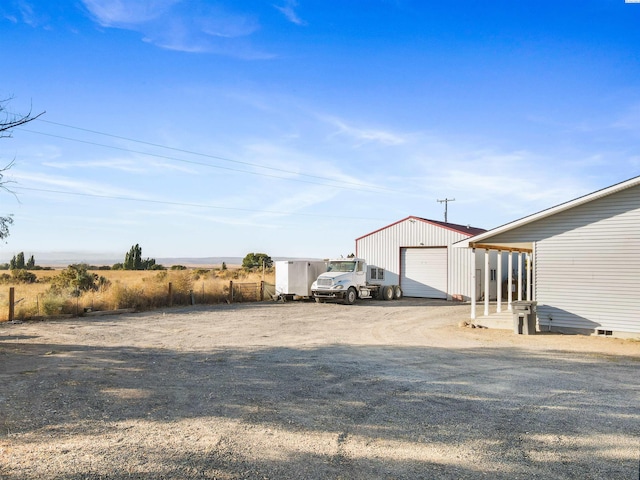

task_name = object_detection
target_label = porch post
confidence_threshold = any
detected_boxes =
[496,250,502,313]
[484,249,490,316]
[518,252,523,302]
[532,244,536,301]
[470,248,476,320]
[526,252,532,301]
[507,251,513,311]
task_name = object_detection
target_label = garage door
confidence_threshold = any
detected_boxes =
[401,247,448,298]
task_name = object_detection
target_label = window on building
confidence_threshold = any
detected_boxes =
[490,269,497,281]
[371,268,385,280]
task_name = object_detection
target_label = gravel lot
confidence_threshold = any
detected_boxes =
[1,299,639,479]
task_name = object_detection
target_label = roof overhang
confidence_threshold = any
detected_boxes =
[467,242,533,253]
[454,174,640,252]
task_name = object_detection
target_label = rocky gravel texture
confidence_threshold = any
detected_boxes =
[1,299,639,479]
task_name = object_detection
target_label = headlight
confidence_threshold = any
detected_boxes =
[334,284,344,290]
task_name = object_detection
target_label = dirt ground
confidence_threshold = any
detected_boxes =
[1,299,639,479]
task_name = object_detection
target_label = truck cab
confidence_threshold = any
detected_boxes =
[311,258,399,304]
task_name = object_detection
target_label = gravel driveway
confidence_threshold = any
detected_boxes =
[1,299,639,479]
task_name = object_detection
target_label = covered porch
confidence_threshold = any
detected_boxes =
[469,241,534,324]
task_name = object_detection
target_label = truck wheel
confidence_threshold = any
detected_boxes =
[344,287,357,305]
[394,286,403,300]
[382,285,394,301]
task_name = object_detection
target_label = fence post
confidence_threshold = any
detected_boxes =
[229,280,233,303]
[168,282,173,307]
[8,287,14,322]
[190,290,195,305]
[260,281,264,301]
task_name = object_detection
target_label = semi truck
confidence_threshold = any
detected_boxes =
[310,257,402,304]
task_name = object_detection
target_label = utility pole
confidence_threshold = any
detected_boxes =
[437,198,455,223]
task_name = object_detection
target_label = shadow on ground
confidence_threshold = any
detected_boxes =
[1,327,639,479]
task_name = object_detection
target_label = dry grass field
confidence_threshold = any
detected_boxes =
[0,267,275,322]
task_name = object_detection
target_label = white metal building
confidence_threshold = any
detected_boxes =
[456,175,640,336]
[355,216,489,300]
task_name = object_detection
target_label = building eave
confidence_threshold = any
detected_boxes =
[454,174,640,249]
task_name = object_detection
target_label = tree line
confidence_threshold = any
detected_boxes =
[0,252,50,270]
[112,244,163,270]
[1,247,272,273]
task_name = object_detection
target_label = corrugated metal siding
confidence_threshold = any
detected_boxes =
[498,184,640,333]
[356,218,479,300]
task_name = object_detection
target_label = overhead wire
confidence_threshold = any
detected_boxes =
[20,128,369,191]
[12,186,384,221]
[20,118,399,193]
[12,117,403,222]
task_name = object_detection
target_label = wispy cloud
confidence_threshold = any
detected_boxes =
[79,0,272,58]
[41,156,197,175]
[239,141,385,192]
[273,0,306,26]
[80,0,180,26]
[12,171,148,198]
[323,116,408,146]
[2,0,42,27]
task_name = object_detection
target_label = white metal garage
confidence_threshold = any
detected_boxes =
[355,216,489,301]
[400,247,448,298]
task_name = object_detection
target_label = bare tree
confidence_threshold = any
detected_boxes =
[1,97,45,136]
[0,97,45,240]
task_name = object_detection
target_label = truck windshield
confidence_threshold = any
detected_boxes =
[327,261,356,272]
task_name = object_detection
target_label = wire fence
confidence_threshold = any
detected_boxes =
[0,281,277,322]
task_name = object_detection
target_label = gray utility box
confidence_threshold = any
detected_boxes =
[275,260,327,299]
[512,301,537,335]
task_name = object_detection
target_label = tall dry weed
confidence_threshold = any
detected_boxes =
[0,267,274,321]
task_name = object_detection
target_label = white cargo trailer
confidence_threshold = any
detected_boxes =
[275,260,327,299]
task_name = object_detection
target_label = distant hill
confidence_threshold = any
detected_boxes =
[20,252,320,268]
[156,257,244,268]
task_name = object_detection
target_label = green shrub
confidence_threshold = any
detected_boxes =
[50,264,101,293]
[11,269,37,284]
[42,294,66,316]
[0,269,38,284]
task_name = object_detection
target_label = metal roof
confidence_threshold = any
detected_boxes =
[356,216,486,241]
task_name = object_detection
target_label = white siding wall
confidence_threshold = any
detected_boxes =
[535,186,640,333]
[488,185,640,333]
[356,218,483,300]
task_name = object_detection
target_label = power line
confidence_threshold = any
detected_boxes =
[25,118,397,193]
[20,128,389,193]
[13,186,385,221]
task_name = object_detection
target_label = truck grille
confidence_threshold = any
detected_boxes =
[317,278,333,287]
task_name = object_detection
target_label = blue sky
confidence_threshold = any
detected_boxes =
[1,0,640,261]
